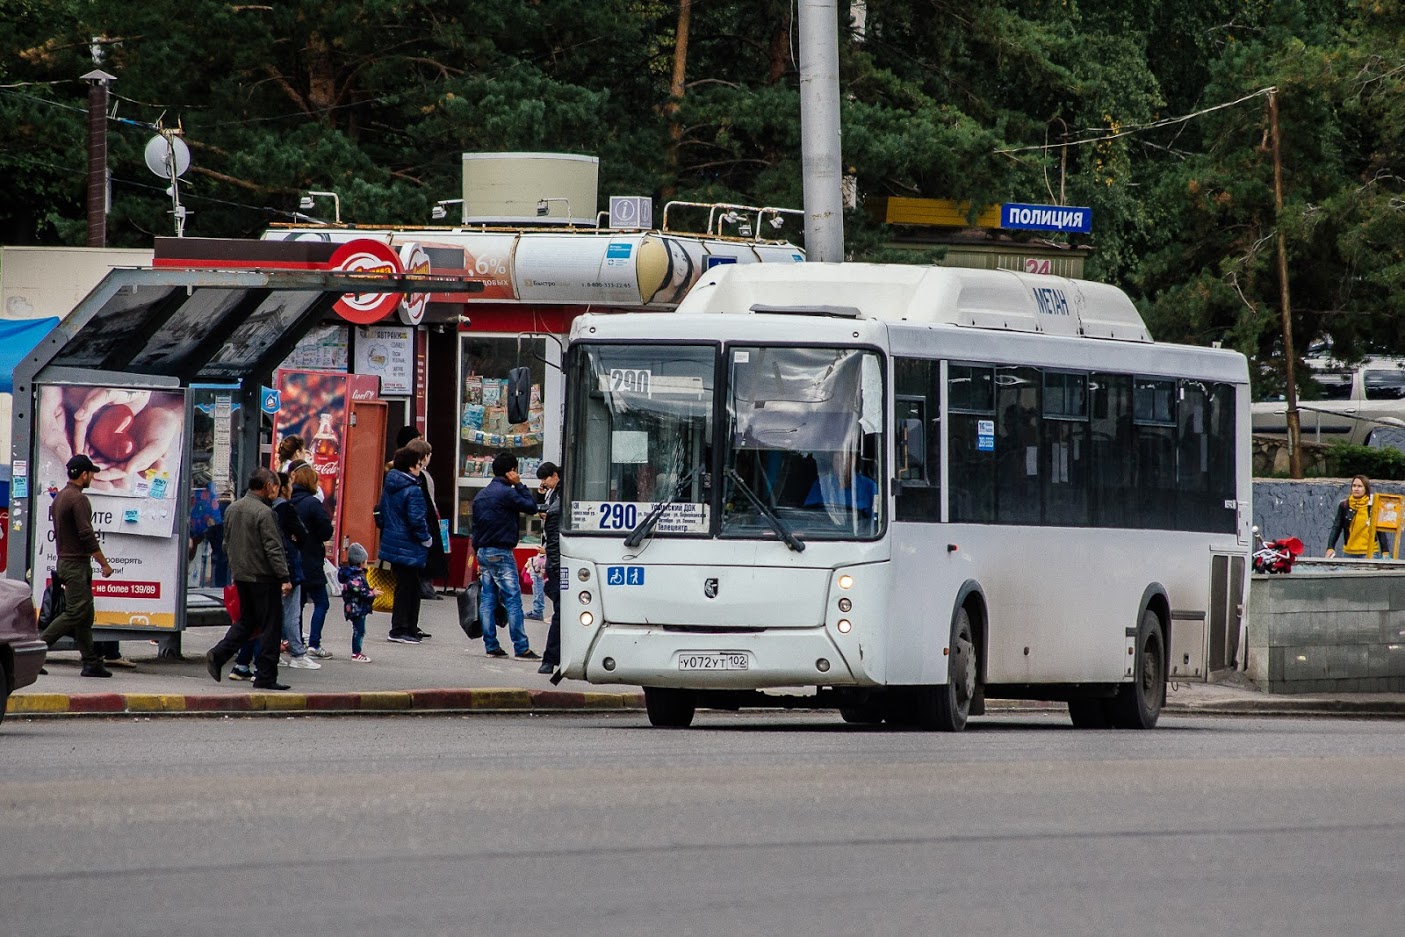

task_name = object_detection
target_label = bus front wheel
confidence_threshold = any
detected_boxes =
[913,605,978,732]
[644,687,696,728]
[1108,609,1166,730]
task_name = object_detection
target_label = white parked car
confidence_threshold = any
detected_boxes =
[1252,357,1405,446]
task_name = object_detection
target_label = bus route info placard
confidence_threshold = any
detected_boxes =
[571,501,709,535]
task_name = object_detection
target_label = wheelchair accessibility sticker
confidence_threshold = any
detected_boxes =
[606,566,645,586]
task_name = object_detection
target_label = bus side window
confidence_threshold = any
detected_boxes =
[948,363,994,523]
[894,357,940,523]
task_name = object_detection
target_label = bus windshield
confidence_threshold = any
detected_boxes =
[566,343,715,536]
[721,346,885,541]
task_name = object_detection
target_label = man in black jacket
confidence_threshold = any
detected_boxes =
[536,461,562,674]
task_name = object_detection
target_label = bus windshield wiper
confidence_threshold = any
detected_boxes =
[725,467,805,553]
[623,463,704,548]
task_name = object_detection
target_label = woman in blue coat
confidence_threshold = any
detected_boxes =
[378,447,431,643]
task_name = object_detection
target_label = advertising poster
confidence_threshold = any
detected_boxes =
[272,369,347,521]
[353,324,414,395]
[31,385,187,629]
[283,324,350,371]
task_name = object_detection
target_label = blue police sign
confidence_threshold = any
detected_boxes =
[1001,203,1092,234]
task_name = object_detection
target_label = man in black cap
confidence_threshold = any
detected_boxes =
[41,454,115,677]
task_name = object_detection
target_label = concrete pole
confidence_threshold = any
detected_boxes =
[82,69,116,248]
[798,0,844,262]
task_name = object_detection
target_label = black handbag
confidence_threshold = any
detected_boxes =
[38,570,66,631]
[457,582,483,640]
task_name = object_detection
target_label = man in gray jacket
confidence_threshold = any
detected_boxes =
[206,468,293,690]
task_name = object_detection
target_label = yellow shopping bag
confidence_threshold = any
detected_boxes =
[367,566,397,613]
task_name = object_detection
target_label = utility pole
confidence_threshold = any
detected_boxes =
[661,0,691,199]
[798,0,844,262]
[1269,88,1303,478]
[82,68,116,248]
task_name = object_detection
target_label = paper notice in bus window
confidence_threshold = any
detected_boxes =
[611,431,649,463]
[1026,446,1038,476]
[976,419,994,452]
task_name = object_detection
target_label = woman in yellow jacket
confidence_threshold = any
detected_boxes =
[1325,475,1391,558]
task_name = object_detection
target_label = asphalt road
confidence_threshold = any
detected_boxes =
[3,711,1404,937]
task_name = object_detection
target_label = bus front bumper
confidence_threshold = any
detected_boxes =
[578,625,869,689]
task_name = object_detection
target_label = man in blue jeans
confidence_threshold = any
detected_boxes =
[472,452,542,659]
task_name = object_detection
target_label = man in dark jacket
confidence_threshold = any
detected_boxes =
[206,468,293,690]
[536,461,562,674]
[41,454,116,678]
[378,447,432,643]
[472,452,541,659]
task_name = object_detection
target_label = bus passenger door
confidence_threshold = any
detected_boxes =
[1169,553,1244,680]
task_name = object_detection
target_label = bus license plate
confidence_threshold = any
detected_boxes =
[678,652,749,671]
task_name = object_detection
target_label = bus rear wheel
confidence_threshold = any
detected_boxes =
[1109,610,1166,730]
[839,702,884,725]
[913,605,977,732]
[1067,698,1111,729]
[644,687,696,728]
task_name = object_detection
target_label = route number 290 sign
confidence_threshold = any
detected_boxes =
[571,501,709,534]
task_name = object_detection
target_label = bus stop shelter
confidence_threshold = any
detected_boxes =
[7,265,482,639]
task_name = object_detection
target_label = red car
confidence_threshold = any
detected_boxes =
[0,578,44,726]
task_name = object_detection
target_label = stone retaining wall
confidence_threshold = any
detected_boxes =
[1247,569,1405,693]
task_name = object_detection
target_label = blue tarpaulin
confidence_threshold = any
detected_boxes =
[0,317,59,393]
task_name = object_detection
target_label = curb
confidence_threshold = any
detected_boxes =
[5,688,647,718]
[8,691,1402,720]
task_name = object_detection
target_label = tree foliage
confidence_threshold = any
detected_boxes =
[2,0,1404,398]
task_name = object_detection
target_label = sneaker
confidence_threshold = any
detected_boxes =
[104,656,138,669]
[387,633,421,645]
[524,613,544,621]
[415,630,432,639]
[288,655,322,669]
[307,647,334,659]
[80,665,114,678]
[228,666,254,681]
[537,661,555,675]
[351,653,372,663]
[514,649,541,660]
[485,648,509,658]
[252,681,291,691]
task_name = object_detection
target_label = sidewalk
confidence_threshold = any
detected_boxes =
[9,598,1405,718]
[8,596,643,716]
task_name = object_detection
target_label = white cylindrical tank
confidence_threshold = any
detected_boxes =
[461,152,599,225]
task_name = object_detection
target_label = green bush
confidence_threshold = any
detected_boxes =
[1325,443,1405,480]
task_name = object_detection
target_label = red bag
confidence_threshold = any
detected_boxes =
[223,583,241,624]
[520,561,533,594]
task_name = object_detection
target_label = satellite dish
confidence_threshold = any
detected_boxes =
[144,135,191,178]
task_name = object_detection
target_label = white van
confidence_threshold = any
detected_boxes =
[1252,357,1405,446]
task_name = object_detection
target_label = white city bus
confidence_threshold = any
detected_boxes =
[558,263,1250,730]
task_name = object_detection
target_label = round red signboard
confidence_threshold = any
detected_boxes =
[328,239,403,324]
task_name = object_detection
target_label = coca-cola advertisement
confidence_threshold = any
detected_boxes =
[271,370,380,561]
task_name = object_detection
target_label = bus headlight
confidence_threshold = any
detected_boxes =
[578,591,592,605]
[578,567,591,582]
[837,619,852,633]
[580,611,595,626]
[838,575,854,590]
[837,597,852,612]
